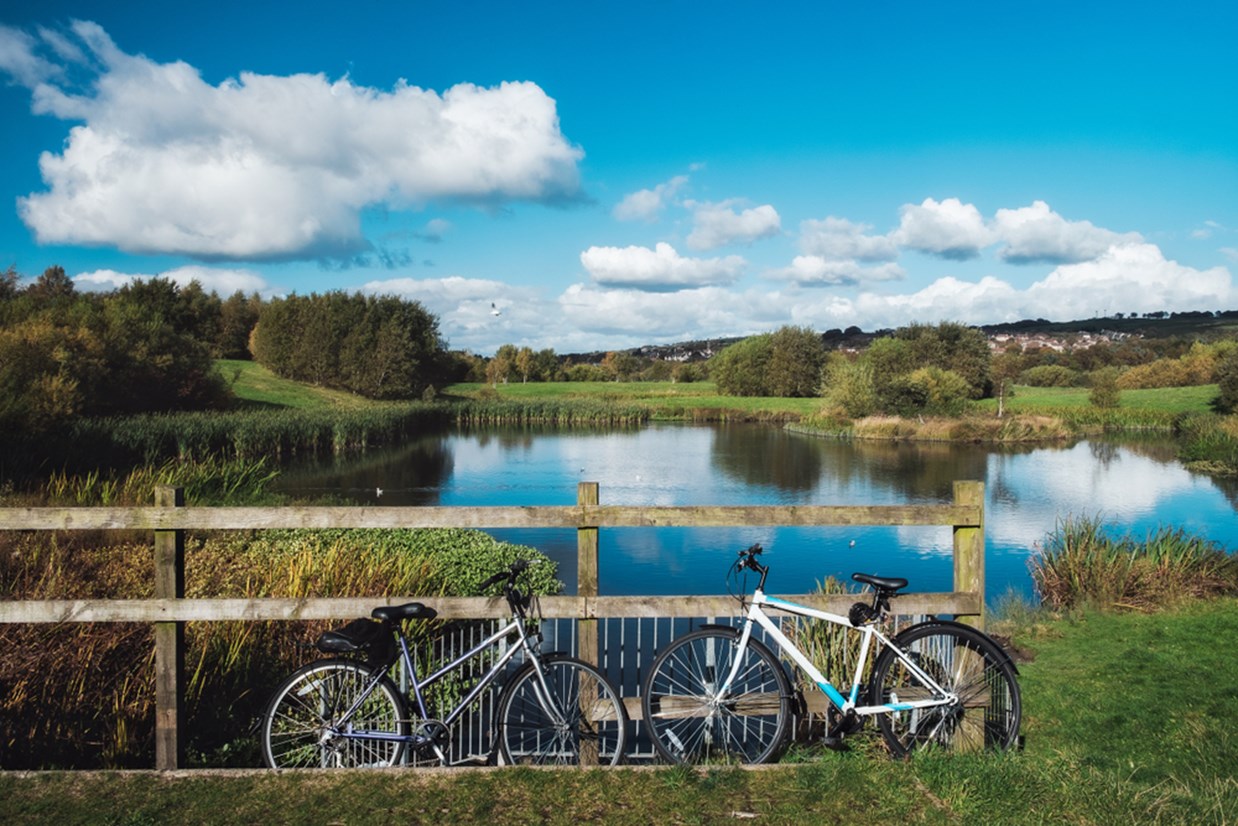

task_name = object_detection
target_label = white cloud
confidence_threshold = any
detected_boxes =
[799,217,898,262]
[73,265,270,295]
[580,242,746,290]
[4,21,583,261]
[558,283,785,340]
[613,175,688,222]
[685,200,781,250]
[1024,242,1231,317]
[891,197,992,260]
[993,201,1142,264]
[765,255,905,286]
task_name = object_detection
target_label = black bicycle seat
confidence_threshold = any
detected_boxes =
[372,602,438,623]
[851,573,909,592]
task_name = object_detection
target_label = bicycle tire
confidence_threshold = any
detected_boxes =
[261,658,408,768]
[870,622,1021,757]
[641,628,791,765]
[496,655,627,766]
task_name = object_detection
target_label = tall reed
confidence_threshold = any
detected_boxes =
[1031,515,1238,611]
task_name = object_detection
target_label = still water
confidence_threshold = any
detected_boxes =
[273,424,1238,604]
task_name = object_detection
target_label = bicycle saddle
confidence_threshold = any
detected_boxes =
[851,573,909,592]
[372,602,438,623]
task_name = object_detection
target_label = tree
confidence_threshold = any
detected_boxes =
[766,326,825,397]
[710,334,773,396]
[821,354,877,418]
[1215,348,1238,413]
[488,344,518,386]
[1089,367,1121,409]
[515,347,535,383]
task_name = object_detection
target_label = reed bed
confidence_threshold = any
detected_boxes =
[0,528,559,769]
[1177,413,1238,475]
[451,399,651,427]
[11,403,452,480]
[1030,515,1238,611]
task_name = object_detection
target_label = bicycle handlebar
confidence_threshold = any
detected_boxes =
[478,558,535,592]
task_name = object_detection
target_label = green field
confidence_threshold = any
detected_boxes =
[982,383,1221,414]
[219,359,373,409]
[3,599,1236,824]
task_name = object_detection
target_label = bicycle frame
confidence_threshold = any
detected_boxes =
[728,588,958,718]
[328,609,559,755]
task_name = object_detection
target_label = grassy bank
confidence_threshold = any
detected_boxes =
[3,599,1236,824]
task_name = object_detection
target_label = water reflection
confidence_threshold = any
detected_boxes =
[271,423,1238,601]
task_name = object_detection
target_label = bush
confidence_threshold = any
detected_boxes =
[1088,367,1121,409]
[1020,365,1082,387]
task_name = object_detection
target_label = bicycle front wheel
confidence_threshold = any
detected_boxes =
[870,622,1021,757]
[642,628,791,764]
[497,656,627,766]
[261,658,407,768]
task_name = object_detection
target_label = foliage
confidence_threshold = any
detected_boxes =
[821,354,878,417]
[1087,367,1121,409]
[250,291,447,399]
[1030,515,1238,610]
[709,333,773,396]
[711,326,826,397]
[1216,346,1238,413]
[0,272,231,438]
[766,325,827,397]
[1019,364,1082,387]
[1177,413,1238,475]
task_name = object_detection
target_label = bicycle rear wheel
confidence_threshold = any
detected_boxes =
[642,628,791,764]
[497,655,627,766]
[870,622,1021,757]
[261,658,407,768]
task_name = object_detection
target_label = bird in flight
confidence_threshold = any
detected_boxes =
[491,303,502,317]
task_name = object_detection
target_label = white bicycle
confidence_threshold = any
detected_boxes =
[641,544,1021,763]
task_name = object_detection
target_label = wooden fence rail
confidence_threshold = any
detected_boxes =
[0,480,986,770]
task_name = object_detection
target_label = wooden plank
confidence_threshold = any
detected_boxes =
[952,481,986,630]
[0,592,980,624]
[153,485,185,771]
[0,503,982,531]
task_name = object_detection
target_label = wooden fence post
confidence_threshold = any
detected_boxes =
[952,480,985,630]
[576,482,600,667]
[154,485,185,770]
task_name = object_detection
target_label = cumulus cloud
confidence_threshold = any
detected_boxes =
[685,200,781,250]
[613,175,688,222]
[765,255,905,287]
[1,21,583,261]
[580,242,746,290]
[891,197,992,260]
[799,217,898,262]
[992,201,1142,264]
[73,265,270,295]
[558,283,788,340]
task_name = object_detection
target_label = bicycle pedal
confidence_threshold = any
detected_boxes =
[821,736,850,752]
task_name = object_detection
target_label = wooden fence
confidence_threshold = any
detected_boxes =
[0,480,985,770]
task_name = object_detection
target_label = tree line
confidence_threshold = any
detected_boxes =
[0,267,458,439]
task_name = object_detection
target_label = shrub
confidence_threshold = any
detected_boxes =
[1020,365,1082,387]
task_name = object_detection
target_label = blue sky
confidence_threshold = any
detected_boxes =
[1,1,1235,355]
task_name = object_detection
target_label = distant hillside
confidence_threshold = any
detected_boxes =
[561,311,1238,364]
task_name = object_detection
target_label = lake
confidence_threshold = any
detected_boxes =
[272,423,1238,604]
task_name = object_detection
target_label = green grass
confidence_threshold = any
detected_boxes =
[3,600,1236,824]
[218,359,373,409]
[981,383,1221,414]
